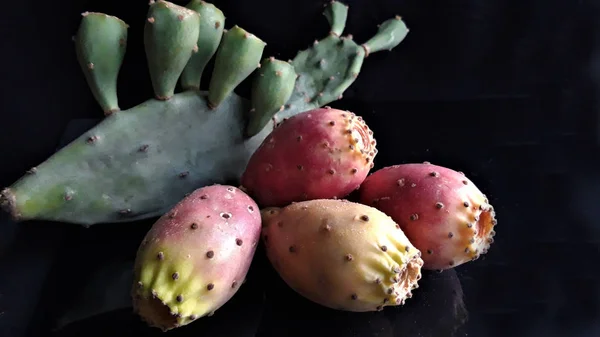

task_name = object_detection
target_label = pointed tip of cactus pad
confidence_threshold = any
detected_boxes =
[81,11,130,28]
[0,188,20,222]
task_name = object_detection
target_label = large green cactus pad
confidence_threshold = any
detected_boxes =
[0,0,409,226]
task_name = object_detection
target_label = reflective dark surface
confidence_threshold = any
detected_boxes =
[1,0,600,336]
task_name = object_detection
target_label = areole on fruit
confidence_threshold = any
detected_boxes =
[241,107,377,207]
[132,185,262,331]
[359,162,498,271]
[261,199,424,312]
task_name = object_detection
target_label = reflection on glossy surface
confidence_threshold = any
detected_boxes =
[255,248,467,337]
[54,255,266,337]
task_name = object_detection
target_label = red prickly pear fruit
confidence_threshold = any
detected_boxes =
[261,199,424,312]
[358,163,498,271]
[131,184,261,331]
[241,107,377,207]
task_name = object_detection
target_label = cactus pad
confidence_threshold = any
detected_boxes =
[179,0,225,90]
[207,26,266,108]
[144,1,200,100]
[0,0,410,226]
[74,12,128,114]
[246,57,298,137]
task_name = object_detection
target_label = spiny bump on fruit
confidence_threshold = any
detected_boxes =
[359,163,497,271]
[246,57,298,138]
[179,0,226,90]
[144,0,201,100]
[261,199,424,312]
[241,107,377,207]
[75,11,129,114]
[132,185,261,331]
[207,25,266,109]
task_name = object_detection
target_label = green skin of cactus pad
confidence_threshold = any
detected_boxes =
[0,0,409,226]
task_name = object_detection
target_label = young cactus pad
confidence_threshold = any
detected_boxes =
[207,26,267,108]
[74,12,128,114]
[179,0,225,90]
[144,1,201,100]
[0,0,410,226]
[246,57,297,138]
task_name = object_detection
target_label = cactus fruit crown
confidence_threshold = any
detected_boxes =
[0,0,409,226]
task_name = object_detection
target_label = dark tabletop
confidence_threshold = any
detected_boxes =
[1,0,599,336]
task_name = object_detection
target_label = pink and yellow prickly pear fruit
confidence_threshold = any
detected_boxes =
[240,107,377,207]
[261,199,424,312]
[359,162,498,271]
[131,184,261,331]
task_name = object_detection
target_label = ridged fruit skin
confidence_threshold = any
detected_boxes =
[132,184,261,331]
[241,108,377,207]
[261,199,424,312]
[358,163,498,271]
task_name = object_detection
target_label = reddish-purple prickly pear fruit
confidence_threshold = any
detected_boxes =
[241,107,377,207]
[131,184,261,331]
[358,162,497,271]
[261,199,424,312]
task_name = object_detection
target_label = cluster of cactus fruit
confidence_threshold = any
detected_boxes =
[0,0,499,332]
[131,107,498,331]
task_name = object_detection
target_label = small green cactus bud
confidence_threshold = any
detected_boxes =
[323,1,348,36]
[361,16,409,56]
[144,0,200,100]
[246,57,297,137]
[207,26,266,109]
[180,0,226,90]
[75,12,128,115]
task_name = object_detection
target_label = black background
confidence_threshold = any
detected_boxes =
[1,0,599,336]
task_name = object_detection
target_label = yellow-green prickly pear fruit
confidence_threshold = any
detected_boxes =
[132,184,262,331]
[261,199,424,312]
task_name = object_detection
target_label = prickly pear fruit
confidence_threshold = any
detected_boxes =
[208,26,266,108]
[241,108,376,207]
[75,12,128,114]
[0,1,410,227]
[358,163,498,271]
[145,0,200,100]
[132,184,261,331]
[180,0,225,90]
[246,57,298,138]
[261,199,424,312]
